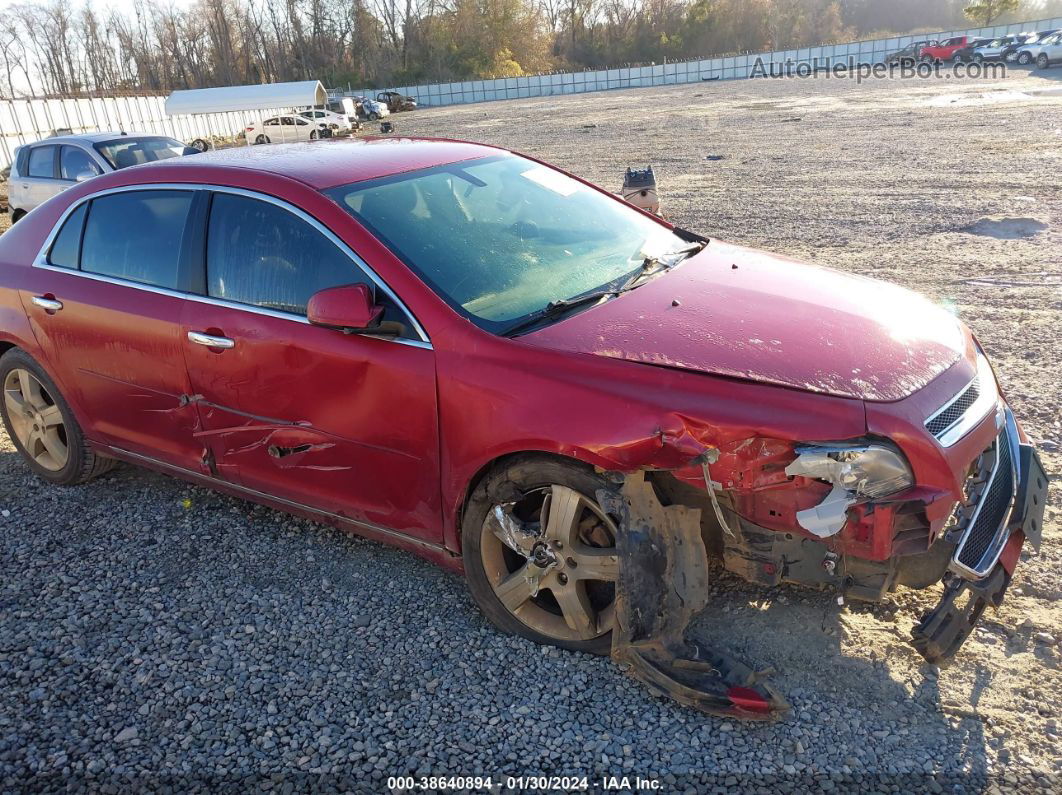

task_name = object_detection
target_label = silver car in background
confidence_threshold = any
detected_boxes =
[6,132,197,222]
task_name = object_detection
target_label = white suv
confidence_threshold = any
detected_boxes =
[7,132,196,222]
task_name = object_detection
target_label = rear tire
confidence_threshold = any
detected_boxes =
[255,134,269,145]
[0,349,116,486]
[310,130,318,140]
[1037,54,1050,69]
[10,209,25,224]
[368,112,380,121]
[462,456,618,656]
[1017,52,1031,65]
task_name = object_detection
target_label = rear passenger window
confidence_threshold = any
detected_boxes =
[81,191,193,289]
[47,204,88,269]
[207,193,368,315]
[27,146,56,178]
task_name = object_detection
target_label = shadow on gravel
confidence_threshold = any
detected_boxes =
[687,572,989,784]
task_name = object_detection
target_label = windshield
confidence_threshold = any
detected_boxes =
[93,136,190,169]
[326,155,691,333]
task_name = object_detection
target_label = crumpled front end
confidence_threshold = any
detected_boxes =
[585,381,1045,716]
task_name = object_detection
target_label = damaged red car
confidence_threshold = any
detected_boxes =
[0,140,1047,718]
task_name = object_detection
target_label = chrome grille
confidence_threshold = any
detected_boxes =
[953,427,1016,578]
[926,379,980,437]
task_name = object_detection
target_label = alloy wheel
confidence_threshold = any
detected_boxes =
[481,484,618,642]
[3,368,68,471]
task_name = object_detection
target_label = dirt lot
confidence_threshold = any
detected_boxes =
[0,69,1060,789]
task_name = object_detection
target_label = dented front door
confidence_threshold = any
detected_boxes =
[180,300,443,542]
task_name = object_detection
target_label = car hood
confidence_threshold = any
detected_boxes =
[521,241,965,401]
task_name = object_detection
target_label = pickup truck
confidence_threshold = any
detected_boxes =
[920,35,969,62]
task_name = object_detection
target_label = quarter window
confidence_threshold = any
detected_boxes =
[206,193,370,316]
[27,146,57,178]
[81,190,193,289]
[60,146,102,181]
[47,203,88,269]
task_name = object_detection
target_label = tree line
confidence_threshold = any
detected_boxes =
[0,0,1057,98]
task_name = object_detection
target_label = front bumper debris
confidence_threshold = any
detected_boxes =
[912,408,1046,664]
[598,472,788,719]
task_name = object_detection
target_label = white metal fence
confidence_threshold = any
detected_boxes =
[3,15,1060,170]
[370,15,1062,107]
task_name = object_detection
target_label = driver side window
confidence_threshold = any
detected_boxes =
[206,193,372,316]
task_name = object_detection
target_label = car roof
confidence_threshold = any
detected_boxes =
[143,138,505,190]
[21,131,172,146]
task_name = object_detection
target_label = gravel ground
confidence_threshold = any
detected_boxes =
[2,69,1061,792]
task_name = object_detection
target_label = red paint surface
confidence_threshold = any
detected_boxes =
[0,140,1022,569]
[524,241,965,402]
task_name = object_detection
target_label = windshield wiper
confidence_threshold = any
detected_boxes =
[499,291,617,337]
[499,241,708,338]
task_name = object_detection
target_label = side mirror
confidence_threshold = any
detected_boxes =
[75,170,97,182]
[307,284,384,333]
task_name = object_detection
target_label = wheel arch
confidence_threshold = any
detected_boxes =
[452,448,601,554]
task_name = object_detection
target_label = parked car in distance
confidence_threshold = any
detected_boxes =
[920,35,969,62]
[1033,32,1062,68]
[886,42,925,64]
[952,37,992,63]
[6,132,198,222]
[0,140,1045,703]
[298,107,353,132]
[354,96,390,121]
[972,35,1028,62]
[1013,30,1061,64]
[245,115,329,144]
[376,91,417,112]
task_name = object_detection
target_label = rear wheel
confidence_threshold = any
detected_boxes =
[1037,53,1050,69]
[1017,51,1031,65]
[368,112,380,121]
[0,349,115,485]
[255,134,269,145]
[462,457,619,655]
[10,209,25,224]
[310,129,318,140]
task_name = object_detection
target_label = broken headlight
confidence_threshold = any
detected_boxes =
[786,444,914,500]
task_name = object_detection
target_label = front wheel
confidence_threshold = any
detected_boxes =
[973,53,984,63]
[1017,52,1031,65]
[462,457,619,655]
[0,349,116,485]
[310,129,318,140]
[368,112,379,121]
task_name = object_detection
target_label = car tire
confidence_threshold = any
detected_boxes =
[310,130,318,140]
[1017,52,1031,65]
[368,112,379,121]
[973,53,984,63]
[255,134,269,145]
[462,455,618,656]
[0,349,116,486]
[1037,53,1050,69]
[190,138,211,152]
[10,209,25,224]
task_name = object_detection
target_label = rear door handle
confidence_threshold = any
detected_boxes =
[187,331,235,349]
[31,296,63,312]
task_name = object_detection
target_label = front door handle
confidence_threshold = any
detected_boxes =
[187,331,235,349]
[31,296,63,312]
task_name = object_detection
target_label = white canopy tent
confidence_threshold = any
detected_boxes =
[164,80,328,146]
[165,80,327,115]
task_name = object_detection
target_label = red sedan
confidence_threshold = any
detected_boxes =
[0,139,1046,716]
